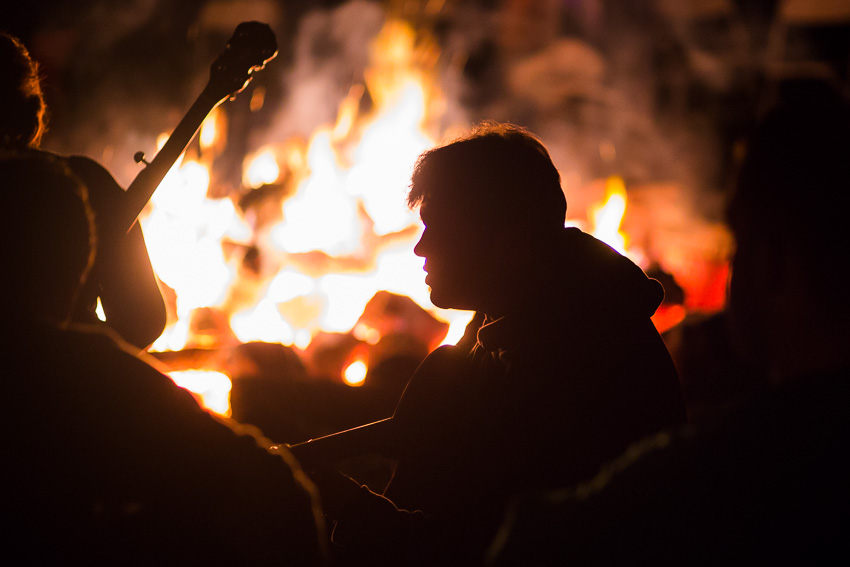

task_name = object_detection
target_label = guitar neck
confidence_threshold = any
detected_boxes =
[120,89,223,232]
[117,21,277,233]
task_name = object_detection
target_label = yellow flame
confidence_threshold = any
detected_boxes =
[199,108,220,149]
[244,146,281,188]
[138,15,655,370]
[230,299,295,345]
[591,176,628,255]
[270,129,360,256]
[141,159,248,350]
[333,84,365,139]
[346,80,431,235]
[168,369,232,416]
[95,298,106,322]
[441,311,476,346]
[142,17,474,357]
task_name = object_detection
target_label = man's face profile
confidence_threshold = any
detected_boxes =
[414,197,492,312]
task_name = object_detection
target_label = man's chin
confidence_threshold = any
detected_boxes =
[427,287,453,310]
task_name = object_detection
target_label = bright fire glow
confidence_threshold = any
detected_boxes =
[168,369,232,417]
[244,146,280,188]
[95,298,106,322]
[199,108,220,150]
[270,129,360,255]
[141,18,474,380]
[343,360,367,387]
[136,18,667,418]
[591,176,628,255]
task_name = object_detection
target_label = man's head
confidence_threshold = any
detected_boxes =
[0,32,47,149]
[1,151,95,325]
[727,83,850,375]
[408,122,566,312]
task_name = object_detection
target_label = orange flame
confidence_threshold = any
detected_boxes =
[142,19,472,376]
[136,19,672,415]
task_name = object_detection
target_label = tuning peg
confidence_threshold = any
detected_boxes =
[134,151,150,166]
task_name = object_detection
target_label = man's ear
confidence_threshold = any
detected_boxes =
[490,219,531,252]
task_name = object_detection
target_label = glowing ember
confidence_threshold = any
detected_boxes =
[95,298,106,322]
[343,360,367,387]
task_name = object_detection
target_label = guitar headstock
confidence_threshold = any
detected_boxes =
[206,21,278,103]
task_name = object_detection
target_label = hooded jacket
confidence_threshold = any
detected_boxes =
[326,227,685,565]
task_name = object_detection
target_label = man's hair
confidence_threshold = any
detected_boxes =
[0,32,48,148]
[0,151,95,323]
[408,121,566,231]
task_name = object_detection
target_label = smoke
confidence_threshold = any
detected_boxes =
[268,0,385,141]
[11,0,798,279]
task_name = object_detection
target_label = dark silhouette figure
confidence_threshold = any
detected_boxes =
[1,31,166,350]
[489,83,850,565]
[291,122,685,565]
[1,152,327,565]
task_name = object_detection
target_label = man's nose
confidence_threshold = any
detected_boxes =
[413,226,429,257]
[413,235,426,258]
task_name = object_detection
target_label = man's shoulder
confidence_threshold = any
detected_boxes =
[392,345,473,424]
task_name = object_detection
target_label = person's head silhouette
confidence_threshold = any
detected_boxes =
[0,32,47,149]
[408,122,566,314]
[1,151,95,325]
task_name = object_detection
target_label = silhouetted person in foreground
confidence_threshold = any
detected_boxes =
[489,83,850,565]
[1,31,165,350]
[1,152,326,565]
[291,122,685,565]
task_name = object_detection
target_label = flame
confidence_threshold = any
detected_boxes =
[244,146,280,188]
[95,298,106,322]
[199,108,221,150]
[270,129,360,256]
[167,369,232,417]
[591,176,628,255]
[144,158,251,352]
[138,18,670,418]
[141,18,468,379]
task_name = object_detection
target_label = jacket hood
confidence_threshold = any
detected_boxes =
[549,227,664,321]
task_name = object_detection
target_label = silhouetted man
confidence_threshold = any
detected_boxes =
[293,122,685,565]
[1,152,326,565]
[489,83,850,565]
[1,31,166,350]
